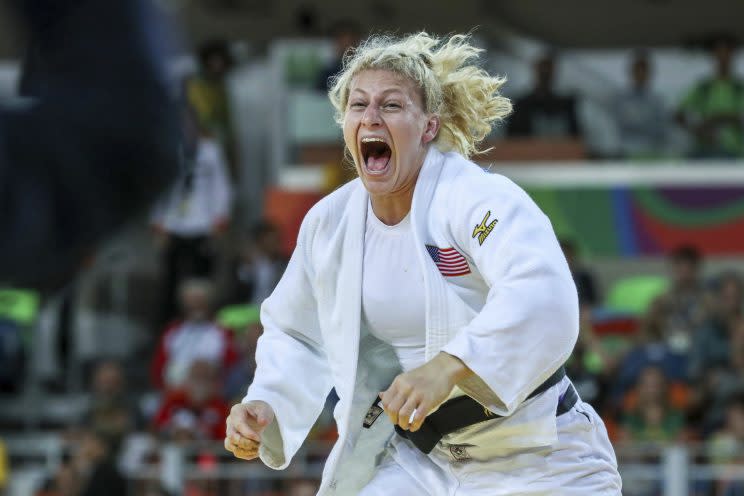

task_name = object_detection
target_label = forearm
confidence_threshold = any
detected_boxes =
[434,351,475,385]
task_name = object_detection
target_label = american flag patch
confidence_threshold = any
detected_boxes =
[426,245,471,277]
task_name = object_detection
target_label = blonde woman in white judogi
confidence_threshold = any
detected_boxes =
[225,32,622,495]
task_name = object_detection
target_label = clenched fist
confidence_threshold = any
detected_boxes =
[379,352,472,432]
[224,400,275,460]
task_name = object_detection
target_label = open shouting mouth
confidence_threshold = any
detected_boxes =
[360,137,392,175]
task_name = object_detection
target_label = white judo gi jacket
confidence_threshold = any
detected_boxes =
[243,146,580,495]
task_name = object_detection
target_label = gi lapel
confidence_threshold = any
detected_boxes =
[318,182,368,492]
[409,147,451,361]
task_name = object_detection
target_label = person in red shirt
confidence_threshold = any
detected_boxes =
[153,360,229,441]
[151,278,237,390]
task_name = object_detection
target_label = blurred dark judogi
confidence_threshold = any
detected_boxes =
[0,0,180,287]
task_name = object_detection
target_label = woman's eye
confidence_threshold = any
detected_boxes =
[350,102,366,109]
[384,103,401,109]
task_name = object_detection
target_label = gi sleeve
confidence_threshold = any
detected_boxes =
[243,211,333,469]
[440,173,579,416]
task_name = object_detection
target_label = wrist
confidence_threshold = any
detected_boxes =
[435,352,473,385]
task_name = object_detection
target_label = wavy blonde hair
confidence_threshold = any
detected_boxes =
[328,31,512,158]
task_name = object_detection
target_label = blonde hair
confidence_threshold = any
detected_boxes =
[328,31,512,158]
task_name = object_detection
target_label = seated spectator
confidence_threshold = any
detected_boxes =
[506,52,581,139]
[709,393,744,463]
[152,360,229,442]
[35,461,79,496]
[612,296,688,407]
[566,308,613,414]
[661,244,707,352]
[82,359,138,444]
[151,279,237,390]
[74,429,127,496]
[707,394,744,495]
[0,438,6,494]
[689,271,743,381]
[559,238,599,309]
[223,305,262,403]
[702,319,744,432]
[316,20,362,91]
[0,316,24,393]
[186,39,237,176]
[151,101,233,324]
[676,35,744,158]
[611,51,668,158]
[619,365,688,444]
[226,221,289,305]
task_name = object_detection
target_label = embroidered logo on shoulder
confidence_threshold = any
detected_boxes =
[472,210,498,246]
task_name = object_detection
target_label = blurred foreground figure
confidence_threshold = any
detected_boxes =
[0,0,179,287]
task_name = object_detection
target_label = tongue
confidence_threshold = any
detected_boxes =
[366,155,389,172]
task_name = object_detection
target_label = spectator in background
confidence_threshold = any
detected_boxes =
[35,461,79,496]
[559,238,599,308]
[223,306,262,403]
[700,319,744,433]
[707,394,744,495]
[612,51,668,158]
[613,296,688,407]
[153,360,229,442]
[661,244,707,352]
[619,365,688,444]
[709,393,744,461]
[677,35,744,158]
[0,438,6,495]
[74,430,127,496]
[151,279,237,390]
[83,360,138,445]
[316,20,362,91]
[226,221,288,305]
[186,40,237,177]
[689,271,743,381]
[151,101,232,324]
[506,52,581,139]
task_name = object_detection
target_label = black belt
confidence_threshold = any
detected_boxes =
[376,367,575,454]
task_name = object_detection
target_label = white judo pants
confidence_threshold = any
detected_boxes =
[359,398,622,496]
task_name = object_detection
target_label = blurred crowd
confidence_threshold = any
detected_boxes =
[565,242,744,496]
[314,26,744,161]
[1,20,744,496]
[505,35,744,159]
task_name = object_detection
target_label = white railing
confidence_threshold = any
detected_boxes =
[8,436,744,496]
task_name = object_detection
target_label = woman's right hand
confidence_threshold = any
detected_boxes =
[224,400,275,460]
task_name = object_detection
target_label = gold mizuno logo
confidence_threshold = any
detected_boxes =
[472,211,498,246]
[484,407,495,417]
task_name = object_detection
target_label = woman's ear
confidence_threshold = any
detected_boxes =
[422,115,440,144]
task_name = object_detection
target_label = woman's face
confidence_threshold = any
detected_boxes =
[343,69,439,198]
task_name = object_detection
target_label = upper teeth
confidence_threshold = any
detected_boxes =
[362,137,386,143]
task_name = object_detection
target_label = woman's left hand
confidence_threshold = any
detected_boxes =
[380,352,473,432]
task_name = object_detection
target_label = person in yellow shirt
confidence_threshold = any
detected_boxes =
[0,438,8,493]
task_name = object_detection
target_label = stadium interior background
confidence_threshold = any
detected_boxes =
[3,0,744,494]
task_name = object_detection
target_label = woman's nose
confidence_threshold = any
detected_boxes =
[361,105,381,126]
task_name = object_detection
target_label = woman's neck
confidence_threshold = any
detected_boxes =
[368,150,427,225]
[369,189,414,225]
